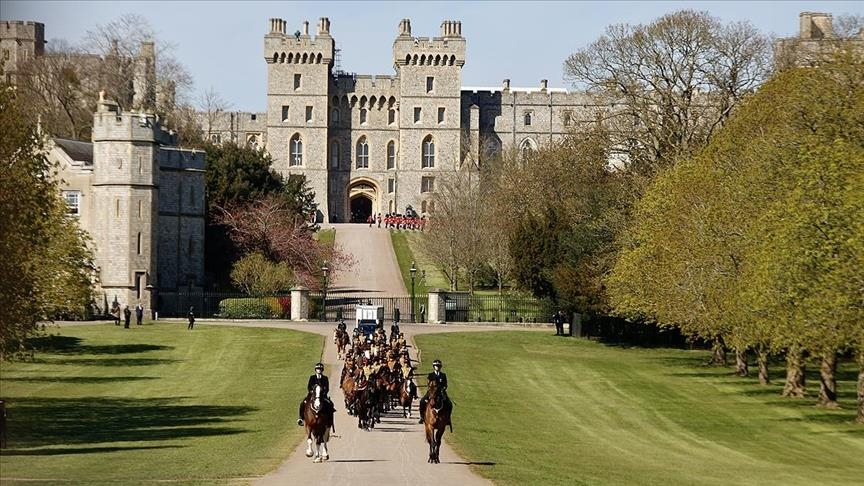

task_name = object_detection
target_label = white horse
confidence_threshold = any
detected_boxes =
[303,384,332,463]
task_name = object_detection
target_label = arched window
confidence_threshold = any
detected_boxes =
[519,138,536,163]
[356,137,369,168]
[387,141,396,169]
[289,134,303,166]
[331,108,340,123]
[422,135,435,168]
[524,112,532,126]
[330,141,340,169]
[360,108,367,125]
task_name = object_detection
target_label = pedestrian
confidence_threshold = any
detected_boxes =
[553,310,563,335]
[135,303,144,326]
[111,300,121,326]
[187,306,195,330]
[123,305,131,329]
[394,307,401,326]
[419,304,426,323]
[377,213,382,228]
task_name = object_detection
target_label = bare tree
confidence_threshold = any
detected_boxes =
[564,10,771,173]
[199,87,231,140]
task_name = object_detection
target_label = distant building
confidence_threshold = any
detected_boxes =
[49,94,205,314]
[774,12,864,70]
[203,17,604,224]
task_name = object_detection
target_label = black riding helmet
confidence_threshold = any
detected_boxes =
[432,359,442,368]
[315,362,324,372]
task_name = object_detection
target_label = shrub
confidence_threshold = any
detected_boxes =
[218,298,276,319]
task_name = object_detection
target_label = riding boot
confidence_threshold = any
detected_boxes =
[418,398,427,423]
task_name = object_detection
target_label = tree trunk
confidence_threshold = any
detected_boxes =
[782,347,807,398]
[817,352,839,408]
[709,337,727,366]
[756,346,770,385]
[734,348,749,377]
[857,350,864,424]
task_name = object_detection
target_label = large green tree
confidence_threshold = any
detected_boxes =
[0,85,96,359]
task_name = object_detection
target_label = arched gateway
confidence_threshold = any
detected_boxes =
[348,179,379,223]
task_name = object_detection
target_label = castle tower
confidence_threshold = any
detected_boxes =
[133,41,157,111]
[90,93,166,310]
[1,21,45,84]
[392,19,466,214]
[265,17,334,222]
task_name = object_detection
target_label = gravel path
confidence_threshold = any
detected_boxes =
[328,223,407,296]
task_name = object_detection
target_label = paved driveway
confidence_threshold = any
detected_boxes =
[328,224,407,296]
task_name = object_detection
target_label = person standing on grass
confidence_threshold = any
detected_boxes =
[553,311,563,335]
[187,306,195,330]
[135,303,144,326]
[123,305,131,329]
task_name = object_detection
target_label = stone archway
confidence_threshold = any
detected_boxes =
[347,179,379,223]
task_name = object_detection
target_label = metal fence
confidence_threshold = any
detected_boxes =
[156,291,553,323]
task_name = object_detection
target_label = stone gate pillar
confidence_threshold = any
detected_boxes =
[427,289,446,324]
[290,286,310,321]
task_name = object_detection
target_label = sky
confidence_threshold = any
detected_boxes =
[3,1,862,112]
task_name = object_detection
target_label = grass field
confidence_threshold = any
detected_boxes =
[416,331,864,486]
[0,322,323,485]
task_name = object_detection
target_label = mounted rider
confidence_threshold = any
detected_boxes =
[418,359,448,423]
[298,362,335,426]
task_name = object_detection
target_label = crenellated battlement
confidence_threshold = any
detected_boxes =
[393,18,465,68]
[92,95,176,145]
[265,17,334,64]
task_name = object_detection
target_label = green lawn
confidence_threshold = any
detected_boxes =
[416,332,864,486]
[0,322,323,485]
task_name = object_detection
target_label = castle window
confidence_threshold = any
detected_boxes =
[137,232,142,255]
[282,105,289,122]
[388,178,395,194]
[210,133,221,144]
[290,134,303,166]
[251,114,257,121]
[563,110,573,127]
[356,137,369,168]
[360,108,367,125]
[437,107,445,124]
[305,106,313,122]
[388,108,396,125]
[524,111,532,126]
[387,141,396,169]
[426,76,434,93]
[294,73,302,90]
[115,198,120,218]
[138,200,142,219]
[421,176,435,193]
[331,108,340,123]
[422,136,435,168]
[519,138,536,162]
[247,134,260,151]
[414,107,421,123]
[63,191,80,216]
[330,141,340,169]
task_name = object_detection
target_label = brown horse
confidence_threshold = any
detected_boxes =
[398,377,415,418]
[334,328,350,360]
[424,379,453,464]
[303,384,334,463]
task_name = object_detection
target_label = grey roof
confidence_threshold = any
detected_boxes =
[54,138,93,165]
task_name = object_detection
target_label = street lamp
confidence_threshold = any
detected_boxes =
[409,261,417,323]
[321,262,329,322]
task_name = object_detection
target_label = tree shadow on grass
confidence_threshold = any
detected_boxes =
[27,335,174,355]
[38,358,178,367]
[4,397,256,453]
[2,444,181,456]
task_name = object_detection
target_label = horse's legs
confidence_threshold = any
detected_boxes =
[305,437,314,458]
[320,439,329,460]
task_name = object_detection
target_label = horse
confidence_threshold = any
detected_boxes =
[398,376,415,418]
[302,384,334,463]
[334,328,350,360]
[423,378,453,464]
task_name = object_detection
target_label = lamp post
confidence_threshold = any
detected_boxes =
[321,262,329,322]
[409,261,417,323]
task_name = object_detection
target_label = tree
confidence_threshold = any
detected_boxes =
[199,87,231,140]
[230,252,295,295]
[564,10,770,174]
[0,85,96,359]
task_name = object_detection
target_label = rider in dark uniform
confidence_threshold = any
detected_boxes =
[337,320,347,332]
[418,359,448,423]
[298,362,333,426]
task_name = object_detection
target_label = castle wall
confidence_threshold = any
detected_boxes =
[1,21,44,83]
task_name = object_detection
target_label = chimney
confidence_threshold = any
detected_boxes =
[303,20,309,36]
[456,21,462,37]
[318,17,330,35]
[399,18,412,37]
[502,79,510,91]
[540,79,548,91]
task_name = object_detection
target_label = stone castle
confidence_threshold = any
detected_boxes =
[49,95,206,313]
[1,12,856,313]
